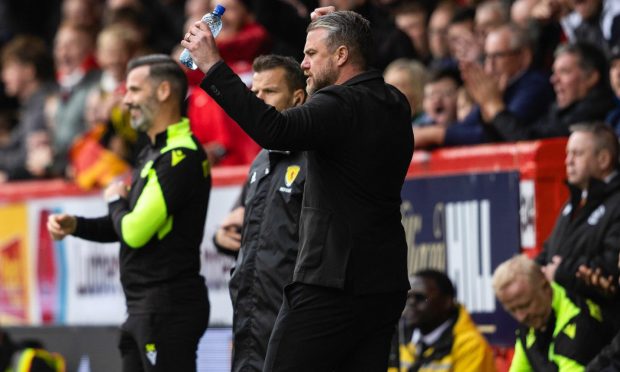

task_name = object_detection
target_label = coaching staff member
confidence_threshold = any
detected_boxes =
[182,7,414,371]
[47,54,211,372]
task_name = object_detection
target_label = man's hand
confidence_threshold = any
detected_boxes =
[461,61,505,122]
[577,265,617,297]
[310,6,335,20]
[541,255,562,283]
[181,21,224,73]
[214,206,245,252]
[47,213,77,240]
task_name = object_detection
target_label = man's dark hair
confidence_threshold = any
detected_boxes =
[555,42,609,87]
[449,6,475,26]
[127,54,188,108]
[428,66,462,86]
[1,36,55,82]
[570,122,620,169]
[307,10,373,70]
[252,54,306,93]
[414,269,457,298]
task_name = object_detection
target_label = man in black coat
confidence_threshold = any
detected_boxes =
[537,123,620,304]
[183,7,414,371]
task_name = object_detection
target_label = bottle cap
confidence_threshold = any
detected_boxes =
[213,4,226,16]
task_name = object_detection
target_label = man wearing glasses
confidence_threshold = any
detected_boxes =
[387,270,496,372]
[413,23,554,148]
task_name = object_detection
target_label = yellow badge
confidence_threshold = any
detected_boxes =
[172,149,186,167]
[285,165,300,187]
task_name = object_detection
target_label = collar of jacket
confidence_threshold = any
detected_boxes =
[152,118,191,149]
[341,69,384,87]
[566,171,620,208]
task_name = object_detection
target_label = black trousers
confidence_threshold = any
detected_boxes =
[263,283,407,372]
[119,310,209,372]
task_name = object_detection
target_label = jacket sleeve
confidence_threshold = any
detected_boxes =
[73,215,118,242]
[554,215,620,300]
[586,330,620,372]
[200,61,353,151]
[109,149,206,248]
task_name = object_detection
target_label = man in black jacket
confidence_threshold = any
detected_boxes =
[47,55,210,372]
[183,7,414,371]
[536,123,620,304]
[213,54,307,372]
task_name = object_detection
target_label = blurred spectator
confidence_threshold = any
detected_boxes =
[384,58,428,123]
[393,2,432,65]
[415,23,554,147]
[470,42,616,140]
[475,0,510,45]
[0,35,56,182]
[561,0,620,57]
[535,123,620,304]
[103,6,153,56]
[607,43,620,132]
[456,86,474,121]
[447,6,481,64]
[413,67,462,129]
[320,0,416,70]
[106,0,182,54]
[427,1,457,70]
[61,0,103,31]
[47,22,101,178]
[513,0,565,73]
[249,0,319,60]
[211,0,272,83]
[493,254,614,371]
[387,270,496,372]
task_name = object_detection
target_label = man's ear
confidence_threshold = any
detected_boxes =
[157,80,171,102]
[597,149,612,172]
[335,45,349,67]
[292,89,306,106]
[584,69,600,91]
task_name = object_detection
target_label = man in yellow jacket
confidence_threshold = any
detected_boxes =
[388,270,496,372]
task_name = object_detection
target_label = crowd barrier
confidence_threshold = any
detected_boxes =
[0,139,568,370]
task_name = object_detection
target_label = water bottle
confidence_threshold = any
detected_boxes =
[179,4,226,70]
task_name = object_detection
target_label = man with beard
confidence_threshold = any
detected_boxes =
[47,54,210,372]
[183,7,413,371]
[387,270,495,372]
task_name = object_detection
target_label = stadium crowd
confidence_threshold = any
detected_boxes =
[2,0,620,371]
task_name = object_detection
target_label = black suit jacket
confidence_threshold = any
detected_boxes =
[201,61,414,294]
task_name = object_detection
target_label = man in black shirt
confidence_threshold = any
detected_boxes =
[47,54,210,372]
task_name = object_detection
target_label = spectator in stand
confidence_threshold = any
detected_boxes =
[447,7,481,64]
[47,22,101,178]
[320,0,416,70]
[468,42,616,141]
[428,1,457,70]
[561,0,620,57]
[387,270,496,372]
[213,54,307,372]
[607,43,620,132]
[248,0,319,60]
[384,59,428,124]
[0,36,56,182]
[414,24,554,148]
[475,0,510,47]
[208,0,272,83]
[62,0,103,32]
[493,254,614,371]
[393,2,432,66]
[413,67,461,130]
[534,123,620,305]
